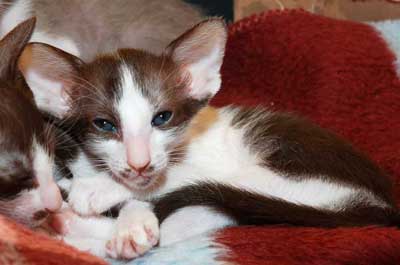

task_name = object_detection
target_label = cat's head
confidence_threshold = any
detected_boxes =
[0,18,62,227]
[18,19,227,191]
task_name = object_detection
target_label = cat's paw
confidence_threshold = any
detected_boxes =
[68,177,128,216]
[68,178,109,215]
[50,207,115,239]
[106,209,159,260]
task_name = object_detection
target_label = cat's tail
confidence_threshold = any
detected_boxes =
[153,182,399,228]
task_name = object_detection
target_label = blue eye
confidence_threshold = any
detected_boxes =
[93,119,117,133]
[151,111,172,127]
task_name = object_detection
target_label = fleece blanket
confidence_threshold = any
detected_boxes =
[1,9,400,265]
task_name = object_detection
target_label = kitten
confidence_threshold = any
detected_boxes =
[18,18,400,260]
[0,18,62,227]
[0,0,203,61]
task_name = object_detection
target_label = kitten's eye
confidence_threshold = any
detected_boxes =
[93,119,117,133]
[151,111,172,127]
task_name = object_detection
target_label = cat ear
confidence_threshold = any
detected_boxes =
[0,18,35,79]
[18,42,83,118]
[166,18,227,100]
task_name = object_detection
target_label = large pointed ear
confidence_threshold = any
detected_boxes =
[18,42,83,118]
[165,18,227,100]
[0,17,35,79]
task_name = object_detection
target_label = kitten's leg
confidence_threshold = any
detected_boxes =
[50,208,115,258]
[159,206,235,246]
[50,207,115,239]
[106,200,159,259]
[68,175,132,215]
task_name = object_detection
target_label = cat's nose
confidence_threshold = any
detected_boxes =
[39,181,63,212]
[126,135,151,175]
[128,160,150,175]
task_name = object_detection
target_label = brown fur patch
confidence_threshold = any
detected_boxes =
[186,106,219,140]
[153,182,400,227]
[0,19,54,201]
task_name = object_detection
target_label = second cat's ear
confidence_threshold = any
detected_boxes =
[0,18,35,80]
[18,43,83,118]
[166,18,227,100]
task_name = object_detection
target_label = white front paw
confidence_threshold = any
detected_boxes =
[106,210,159,260]
[68,178,107,215]
[68,177,131,216]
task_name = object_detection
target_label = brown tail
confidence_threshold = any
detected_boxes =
[153,182,399,228]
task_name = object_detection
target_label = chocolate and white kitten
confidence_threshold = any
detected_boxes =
[0,0,202,61]
[0,18,62,227]
[18,19,400,259]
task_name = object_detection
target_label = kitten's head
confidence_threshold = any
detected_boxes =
[0,18,62,227]
[19,19,227,191]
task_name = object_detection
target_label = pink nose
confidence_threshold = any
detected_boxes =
[126,135,151,175]
[39,181,62,212]
[128,160,150,174]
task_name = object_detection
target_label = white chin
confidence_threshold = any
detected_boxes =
[118,175,156,191]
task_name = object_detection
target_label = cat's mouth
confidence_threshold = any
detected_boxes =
[114,171,158,190]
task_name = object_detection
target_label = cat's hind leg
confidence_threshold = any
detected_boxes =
[159,206,235,246]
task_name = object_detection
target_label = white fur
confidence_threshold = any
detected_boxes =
[68,175,132,216]
[66,151,132,215]
[107,200,159,259]
[370,20,400,76]
[158,108,386,209]
[24,71,69,118]
[56,177,71,192]
[90,139,128,174]
[160,206,235,246]
[61,222,229,264]
[32,138,62,212]
[0,0,32,38]
[61,237,108,258]
[13,189,42,216]
[117,65,154,169]
[186,46,222,99]
[60,214,115,240]
[132,234,228,265]
[118,65,153,138]
[32,139,53,186]
[67,152,104,180]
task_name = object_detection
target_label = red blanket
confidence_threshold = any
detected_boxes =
[1,10,399,265]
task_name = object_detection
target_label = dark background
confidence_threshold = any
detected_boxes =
[184,0,234,21]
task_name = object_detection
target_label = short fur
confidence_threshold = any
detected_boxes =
[17,18,400,258]
[0,18,62,227]
[153,182,400,228]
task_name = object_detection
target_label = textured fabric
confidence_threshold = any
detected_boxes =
[215,9,400,200]
[212,9,400,265]
[0,215,105,264]
[1,9,400,265]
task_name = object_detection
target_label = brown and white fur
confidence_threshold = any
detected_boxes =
[0,18,62,228]
[0,0,203,61]
[18,19,400,259]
